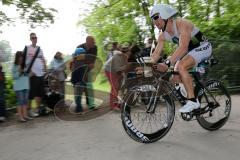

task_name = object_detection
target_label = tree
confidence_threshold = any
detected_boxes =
[81,0,158,61]
[81,0,240,87]
[0,0,57,28]
[81,0,141,60]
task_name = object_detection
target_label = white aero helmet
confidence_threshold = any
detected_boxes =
[150,4,178,20]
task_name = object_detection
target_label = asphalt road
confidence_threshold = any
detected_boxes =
[0,95,240,160]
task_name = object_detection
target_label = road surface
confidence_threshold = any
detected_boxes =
[0,95,240,160]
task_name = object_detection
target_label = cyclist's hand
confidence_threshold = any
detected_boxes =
[157,63,168,72]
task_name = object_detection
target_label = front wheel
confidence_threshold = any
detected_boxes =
[196,80,231,131]
[121,83,175,143]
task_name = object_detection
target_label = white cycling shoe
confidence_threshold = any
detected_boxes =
[179,99,200,113]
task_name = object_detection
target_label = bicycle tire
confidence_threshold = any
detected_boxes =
[121,82,175,143]
[196,79,231,131]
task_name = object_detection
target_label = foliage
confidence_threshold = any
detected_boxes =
[4,76,17,108]
[81,0,154,61]
[208,42,240,86]
[0,0,57,28]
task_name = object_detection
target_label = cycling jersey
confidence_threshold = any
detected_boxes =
[163,20,208,51]
[163,19,212,64]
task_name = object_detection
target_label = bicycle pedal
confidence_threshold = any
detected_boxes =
[181,112,194,121]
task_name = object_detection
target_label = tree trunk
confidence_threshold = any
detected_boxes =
[140,0,156,41]
[177,0,183,17]
[205,0,211,21]
[215,0,221,17]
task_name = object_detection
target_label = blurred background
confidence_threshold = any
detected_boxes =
[0,0,240,109]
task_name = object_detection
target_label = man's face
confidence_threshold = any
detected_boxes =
[30,34,37,45]
[86,37,95,48]
[56,53,62,59]
[152,14,165,30]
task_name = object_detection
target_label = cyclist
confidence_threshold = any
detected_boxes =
[150,4,212,113]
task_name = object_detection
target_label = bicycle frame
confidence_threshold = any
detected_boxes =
[132,56,220,115]
[146,70,219,114]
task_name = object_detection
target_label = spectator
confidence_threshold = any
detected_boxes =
[104,46,130,111]
[106,42,118,61]
[70,48,88,114]
[128,45,141,63]
[23,32,47,117]
[12,51,33,122]
[77,36,97,109]
[142,37,154,57]
[0,64,6,122]
[124,45,142,79]
[50,51,66,100]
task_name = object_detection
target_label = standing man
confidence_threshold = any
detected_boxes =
[23,33,47,117]
[77,36,97,109]
[70,48,88,114]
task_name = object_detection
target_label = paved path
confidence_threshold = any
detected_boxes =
[0,95,240,160]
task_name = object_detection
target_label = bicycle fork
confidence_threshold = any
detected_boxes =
[146,84,160,113]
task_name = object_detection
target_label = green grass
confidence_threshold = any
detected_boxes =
[92,81,110,92]
[92,71,110,92]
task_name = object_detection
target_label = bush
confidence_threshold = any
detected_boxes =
[5,76,17,108]
[208,41,240,88]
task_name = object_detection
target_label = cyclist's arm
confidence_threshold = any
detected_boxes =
[169,20,192,65]
[151,32,164,63]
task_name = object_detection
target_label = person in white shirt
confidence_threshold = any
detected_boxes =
[23,33,47,117]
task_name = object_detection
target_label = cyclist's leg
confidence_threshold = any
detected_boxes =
[178,42,212,112]
[177,56,200,112]
[178,42,212,100]
[177,56,196,99]
[171,60,182,83]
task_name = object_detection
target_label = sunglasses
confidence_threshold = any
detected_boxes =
[151,14,160,21]
[31,37,37,40]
